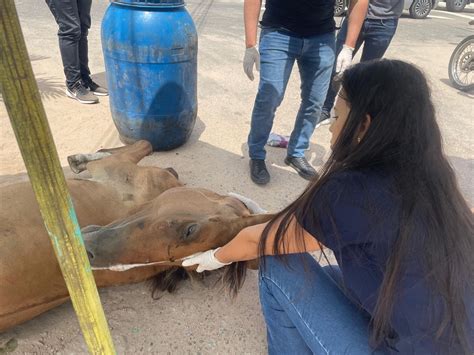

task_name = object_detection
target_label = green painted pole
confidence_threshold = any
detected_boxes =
[0,1,115,353]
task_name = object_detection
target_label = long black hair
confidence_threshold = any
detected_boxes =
[253,60,473,351]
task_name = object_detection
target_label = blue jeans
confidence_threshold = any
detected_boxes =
[322,17,399,114]
[248,29,335,160]
[259,254,386,354]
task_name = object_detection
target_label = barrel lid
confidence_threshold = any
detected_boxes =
[111,0,185,7]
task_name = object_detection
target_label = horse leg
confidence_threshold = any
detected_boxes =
[70,140,178,204]
[97,140,153,164]
[67,152,112,174]
[67,140,153,174]
[0,296,69,332]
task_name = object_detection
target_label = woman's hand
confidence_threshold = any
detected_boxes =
[181,248,231,273]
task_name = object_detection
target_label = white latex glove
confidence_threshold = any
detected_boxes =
[336,45,354,73]
[181,248,231,273]
[243,46,260,81]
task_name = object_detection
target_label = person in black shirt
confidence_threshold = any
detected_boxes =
[243,0,368,185]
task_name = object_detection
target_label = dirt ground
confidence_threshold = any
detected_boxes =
[0,0,473,353]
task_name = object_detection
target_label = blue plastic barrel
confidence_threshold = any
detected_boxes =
[101,0,197,151]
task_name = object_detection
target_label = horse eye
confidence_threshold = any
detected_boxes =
[183,224,198,239]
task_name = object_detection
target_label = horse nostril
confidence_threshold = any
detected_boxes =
[86,250,95,260]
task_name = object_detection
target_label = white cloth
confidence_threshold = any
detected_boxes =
[243,46,260,81]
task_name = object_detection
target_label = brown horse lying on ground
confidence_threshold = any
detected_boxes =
[0,141,271,332]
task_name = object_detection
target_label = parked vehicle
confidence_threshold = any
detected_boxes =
[334,0,346,17]
[448,21,474,91]
[404,0,440,18]
[439,0,471,11]
[334,0,439,19]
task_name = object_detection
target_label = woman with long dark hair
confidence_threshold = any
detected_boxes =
[183,60,474,354]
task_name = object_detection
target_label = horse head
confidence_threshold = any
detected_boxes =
[82,187,273,294]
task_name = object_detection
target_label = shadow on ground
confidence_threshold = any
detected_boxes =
[439,78,474,97]
[91,72,108,89]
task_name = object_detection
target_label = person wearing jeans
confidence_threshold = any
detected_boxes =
[182,60,473,354]
[243,0,368,185]
[320,0,403,124]
[247,29,335,181]
[46,0,108,104]
[259,255,387,354]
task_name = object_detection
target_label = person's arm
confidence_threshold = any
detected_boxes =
[244,0,262,48]
[335,0,369,73]
[243,0,263,80]
[182,216,321,271]
[344,0,368,48]
[216,218,320,263]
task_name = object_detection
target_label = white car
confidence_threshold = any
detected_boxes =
[334,0,439,19]
[404,0,440,18]
[440,0,471,11]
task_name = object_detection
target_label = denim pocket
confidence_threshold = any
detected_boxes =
[380,18,398,32]
[259,27,279,44]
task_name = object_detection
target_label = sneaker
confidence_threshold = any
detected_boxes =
[249,159,270,185]
[84,80,108,96]
[66,82,99,104]
[316,110,331,129]
[284,156,318,181]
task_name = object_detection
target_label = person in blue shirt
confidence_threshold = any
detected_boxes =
[183,60,474,354]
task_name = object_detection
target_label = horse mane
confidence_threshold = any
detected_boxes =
[221,261,249,297]
[149,267,190,299]
[149,262,250,299]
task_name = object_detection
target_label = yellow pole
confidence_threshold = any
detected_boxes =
[0,2,115,354]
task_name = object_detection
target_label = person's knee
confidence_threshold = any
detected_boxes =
[298,91,325,117]
[320,51,336,72]
[80,26,89,38]
[80,17,91,35]
[255,82,285,108]
[58,23,82,42]
[259,256,288,282]
[258,258,286,303]
[259,254,314,282]
[296,106,320,126]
